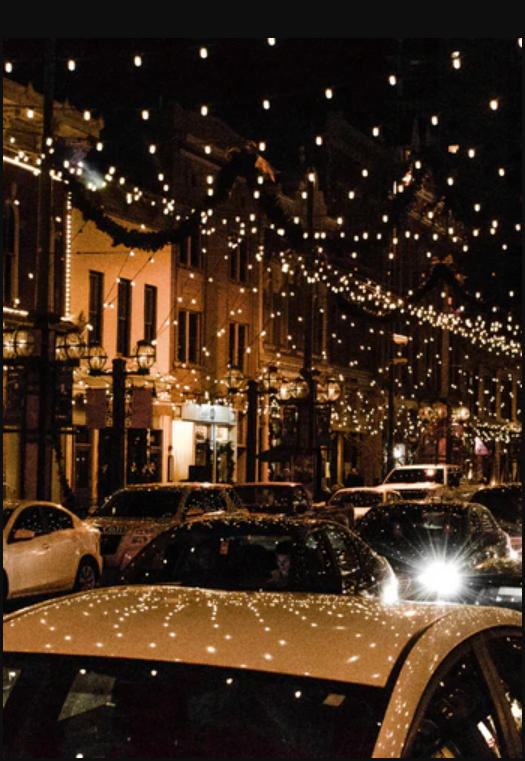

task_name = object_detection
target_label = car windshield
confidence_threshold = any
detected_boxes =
[3,508,15,529]
[384,467,446,485]
[358,504,466,547]
[91,490,184,518]
[3,654,387,758]
[329,491,383,508]
[234,485,308,513]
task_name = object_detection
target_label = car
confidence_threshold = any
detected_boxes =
[459,555,522,611]
[320,485,404,524]
[355,500,514,604]
[233,481,313,516]
[381,463,464,501]
[84,482,245,570]
[119,513,398,603]
[3,499,102,603]
[469,483,522,556]
[3,586,522,757]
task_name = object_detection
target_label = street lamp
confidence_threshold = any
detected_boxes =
[3,323,86,501]
[386,333,409,474]
[86,340,156,496]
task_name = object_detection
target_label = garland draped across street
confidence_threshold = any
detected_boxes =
[67,144,509,332]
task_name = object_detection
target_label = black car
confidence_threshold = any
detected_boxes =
[469,483,522,556]
[460,555,522,611]
[355,501,513,604]
[119,513,398,602]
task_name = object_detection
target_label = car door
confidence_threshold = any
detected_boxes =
[6,505,55,595]
[39,506,82,590]
[402,630,522,758]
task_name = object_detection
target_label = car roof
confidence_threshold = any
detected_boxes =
[3,499,71,511]
[175,513,341,531]
[110,482,236,493]
[236,482,307,488]
[4,586,519,688]
[365,500,472,514]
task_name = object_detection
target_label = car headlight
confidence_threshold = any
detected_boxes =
[418,560,464,598]
[381,575,399,605]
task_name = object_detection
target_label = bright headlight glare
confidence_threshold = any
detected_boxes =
[382,576,399,605]
[418,560,463,597]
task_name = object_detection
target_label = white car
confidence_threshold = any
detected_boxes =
[382,463,464,501]
[84,482,246,569]
[3,500,102,603]
[324,485,404,521]
[3,586,522,757]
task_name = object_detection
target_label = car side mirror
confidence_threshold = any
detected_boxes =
[13,528,36,542]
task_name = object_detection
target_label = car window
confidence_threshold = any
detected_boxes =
[3,655,387,757]
[471,489,522,524]
[385,468,445,485]
[324,525,361,577]
[184,489,228,515]
[404,642,507,758]
[10,506,46,538]
[485,635,522,743]
[42,507,74,533]
[93,490,184,518]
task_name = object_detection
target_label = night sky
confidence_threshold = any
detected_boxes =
[3,38,522,318]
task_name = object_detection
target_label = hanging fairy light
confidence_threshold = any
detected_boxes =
[200,47,209,59]
[67,59,76,71]
[134,55,143,67]
[489,98,499,111]
[5,61,13,73]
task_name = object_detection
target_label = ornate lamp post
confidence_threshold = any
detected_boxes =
[87,340,156,496]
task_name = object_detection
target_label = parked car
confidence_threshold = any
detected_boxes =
[355,500,513,604]
[319,485,404,524]
[3,586,522,757]
[233,481,313,515]
[84,482,245,570]
[119,513,398,602]
[469,483,522,556]
[459,555,522,611]
[3,499,102,603]
[382,463,464,501]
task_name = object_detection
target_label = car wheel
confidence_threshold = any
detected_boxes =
[73,558,99,593]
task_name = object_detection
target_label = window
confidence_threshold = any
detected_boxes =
[144,285,158,344]
[486,635,522,743]
[230,240,248,282]
[404,643,506,758]
[11,507,46,538]
[117,279,132,356]
[180,230,202,269]
[42,507,74,533]
[3,201,17,305]
[88,271,104,345]
[178,310,202,365]
[229,323,248,373]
